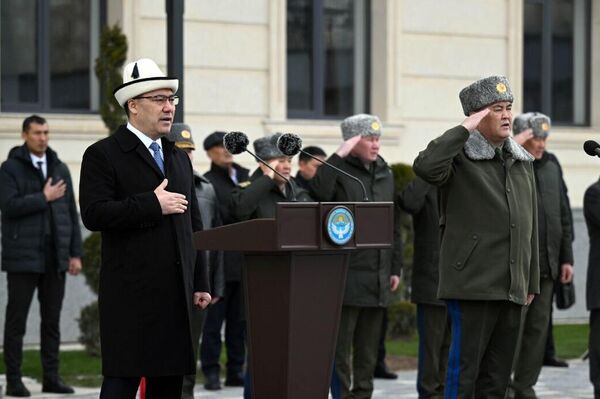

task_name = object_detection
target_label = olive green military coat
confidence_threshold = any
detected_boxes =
[309,154,402,307]
[413,126,539,305]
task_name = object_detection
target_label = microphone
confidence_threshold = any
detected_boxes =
[222,131,249,155]
[584,140,600,158]
[223,131,297,201]
[277,133,303,156]
[276,133,369,201]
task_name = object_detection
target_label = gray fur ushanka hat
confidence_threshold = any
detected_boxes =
[459,75,514,116]
[341,114,382,141]
[513,112,551,138]
[253,133,284,160]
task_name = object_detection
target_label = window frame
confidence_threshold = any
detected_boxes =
[0,0,105,114]
[523,0,591,126]
[287,0,371,120]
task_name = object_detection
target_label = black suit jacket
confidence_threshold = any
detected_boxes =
[79,125,208,377]
[204,162,249,281]
[585,179,600,310]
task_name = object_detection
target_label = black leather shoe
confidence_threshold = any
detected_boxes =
[543,357,569,367]
[6,379,31,397]
[374,366,398,380]
[42,378,75,394]
[204,374,221,391]
[225,373,245,387]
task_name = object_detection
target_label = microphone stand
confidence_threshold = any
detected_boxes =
[245,149,297,202]
[301,150,369,201]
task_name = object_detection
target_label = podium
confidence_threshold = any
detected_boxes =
[194,202,394,399]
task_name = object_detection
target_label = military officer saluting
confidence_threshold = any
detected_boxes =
[413,76,539,398]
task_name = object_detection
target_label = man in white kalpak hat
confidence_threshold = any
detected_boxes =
[79,58,212,398]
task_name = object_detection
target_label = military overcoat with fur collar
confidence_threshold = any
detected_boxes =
[413,125,539,305]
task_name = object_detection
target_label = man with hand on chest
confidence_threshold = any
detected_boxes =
[1,115,82,397]
[79,58,211,399]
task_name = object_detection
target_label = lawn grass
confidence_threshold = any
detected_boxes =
[0,349,102,387]
[553,323,589,359]
[0,323,590,388]
[385,323,590,361]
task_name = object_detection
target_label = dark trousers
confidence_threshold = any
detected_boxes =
[181,306,207,399]
[200,281,246,379]
[511,277,554,398]
[3,245,65,382]
[375,309,389,370]
[417,303,451,399]
[590,309,600,398]
[444,300,522,399]
[334,306,385,399]
[100,376,183,399]
[544,291,557,360]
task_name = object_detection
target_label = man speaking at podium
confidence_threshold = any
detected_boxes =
[309,114,402,399]
[79,58,211,398]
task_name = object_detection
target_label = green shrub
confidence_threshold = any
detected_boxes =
[95,24,127,134]
[387,301,417,338]
[78,301,101,357]
[390,163,416,192]
[82,231,101,295]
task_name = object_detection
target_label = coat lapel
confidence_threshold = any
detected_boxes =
[162,136,175,179]
[114,126,165,178]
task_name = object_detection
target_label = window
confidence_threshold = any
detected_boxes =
[1,0,103,112]
[287,0,370,119]
[523,0,591,126]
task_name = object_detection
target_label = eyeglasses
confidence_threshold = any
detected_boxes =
[133,95,179,106]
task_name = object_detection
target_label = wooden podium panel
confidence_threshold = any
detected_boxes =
[244,252,348,398]
[194,202,393,399]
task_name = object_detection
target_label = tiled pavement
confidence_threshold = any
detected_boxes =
[0,359,594,398]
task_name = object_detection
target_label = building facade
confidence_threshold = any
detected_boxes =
[0,0,597,343]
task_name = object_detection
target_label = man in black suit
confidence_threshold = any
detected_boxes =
[79,58,211,399]
[1,115,82,397]
[584,179,600,399]
[200,131,249,390]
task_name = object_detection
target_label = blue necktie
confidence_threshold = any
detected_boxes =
[149,142,165,175]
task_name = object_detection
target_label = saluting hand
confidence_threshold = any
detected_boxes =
[336,135,362,158]
[259,159,279,179]
[461,108,490,132]
[194,292,212,309]
[154,179,188,215]
[513,128,534,146]
[43,177,66,202]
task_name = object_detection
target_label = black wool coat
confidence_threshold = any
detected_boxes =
[584,179,600,310]
[79,125,209,377]
[398,177,443,306]
[230,167,313,222]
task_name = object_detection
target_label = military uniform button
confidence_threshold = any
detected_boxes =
[511,223,516,228]
[510,259,515,264]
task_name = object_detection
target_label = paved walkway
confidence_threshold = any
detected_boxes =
[0,360,594,398]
